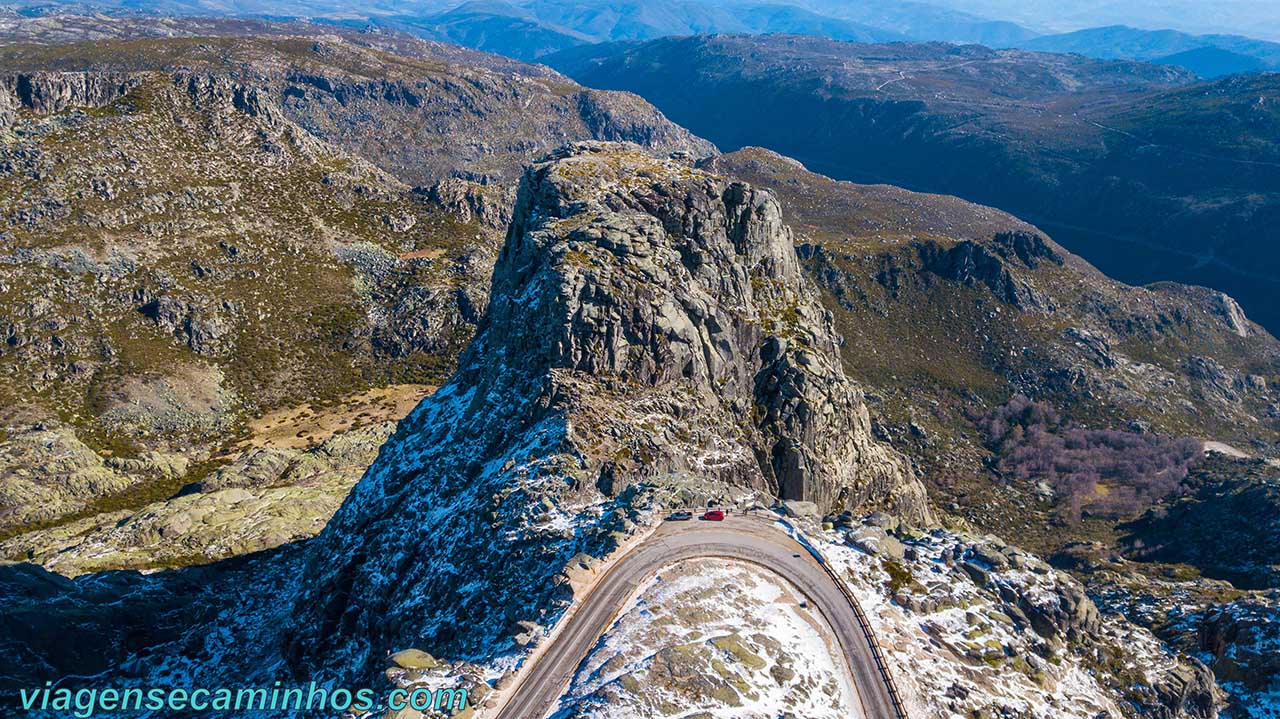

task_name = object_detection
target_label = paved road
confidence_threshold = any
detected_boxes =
[490,515,905,719]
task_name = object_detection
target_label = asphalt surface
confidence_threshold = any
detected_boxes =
[491,514,903,719]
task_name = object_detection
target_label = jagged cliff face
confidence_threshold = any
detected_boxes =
[704,148,1279,717]
[0,65,491,531]
[0,136,1235,719]
[1,70,137,116]
[482,143,925,514]
[283,142,928,681]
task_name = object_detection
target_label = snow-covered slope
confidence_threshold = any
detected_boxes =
[556,558,850,719]
[534,513,1219,719]
[818,519,1218,718]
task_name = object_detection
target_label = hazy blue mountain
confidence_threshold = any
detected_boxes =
[1020,25,1280,75]
[359,1,587,60]
[439,0,1032,53]
[517,0,746,40]
[737,4,908,43]
[1152,46,1269,78]
[360,0,1011,61]
[407,0,909,57]
[918,0,1280,43]
[794,0,1037,45]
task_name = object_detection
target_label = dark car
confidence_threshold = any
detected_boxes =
[702,509,726,521]
[667,510,694,521]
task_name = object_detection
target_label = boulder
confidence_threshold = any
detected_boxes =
[389,649,440,670]
[780,500,820,518]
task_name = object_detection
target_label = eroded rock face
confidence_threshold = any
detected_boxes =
[917,236,1054,312]
[481,142,927,515]
[0,422,395,576]
[1213,291,1251,338]
[2,71,140,117]
[1199,597,1280,695]
[0,419,190,529]
[283,142,929,682]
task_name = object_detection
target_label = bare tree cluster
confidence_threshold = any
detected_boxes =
[979,396,1201,521]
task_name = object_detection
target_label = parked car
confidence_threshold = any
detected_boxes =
[667,510,694,521]
[702,509,725,521]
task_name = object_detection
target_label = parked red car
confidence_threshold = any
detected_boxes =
[702,509,725,521]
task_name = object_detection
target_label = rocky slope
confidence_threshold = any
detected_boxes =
[1082,551,1280,719]
[1,143,1225,719]
[0,419,401,576]
[283,141,930,681]
[824,513,1219,719]
[703,147,1280,542]
[0,35,710,573]
[701,147,1280,716]
[0,13,355,46]
[546,35,1280,335]
[0,64,464,533]
[1,35,713,185]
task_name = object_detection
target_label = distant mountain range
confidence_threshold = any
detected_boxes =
[338,0,1021,60]
[545,34,1280,333]
[5,0,1280,77]
[346,0,908,60]
[914,0,1280,44]
[1019,25,1280,77]
[381,4,1280,77]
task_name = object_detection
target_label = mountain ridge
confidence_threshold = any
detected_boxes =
[545,34,1280,335]
[1017,24,1280,77]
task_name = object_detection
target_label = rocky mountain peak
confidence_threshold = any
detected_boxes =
[469,141,928,514]
[284,142,929,679]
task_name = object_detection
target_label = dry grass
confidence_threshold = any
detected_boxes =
[241,383,434,451]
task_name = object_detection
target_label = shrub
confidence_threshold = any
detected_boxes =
[978,395,1201,521]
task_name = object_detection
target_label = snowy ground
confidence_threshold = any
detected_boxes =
[382,509,1216,719]
[549,558,851,719]
[810,520,1206,719]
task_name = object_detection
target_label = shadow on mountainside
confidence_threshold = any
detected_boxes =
[0,542,306,691]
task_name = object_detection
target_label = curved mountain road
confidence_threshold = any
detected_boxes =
[490,515,907,719]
